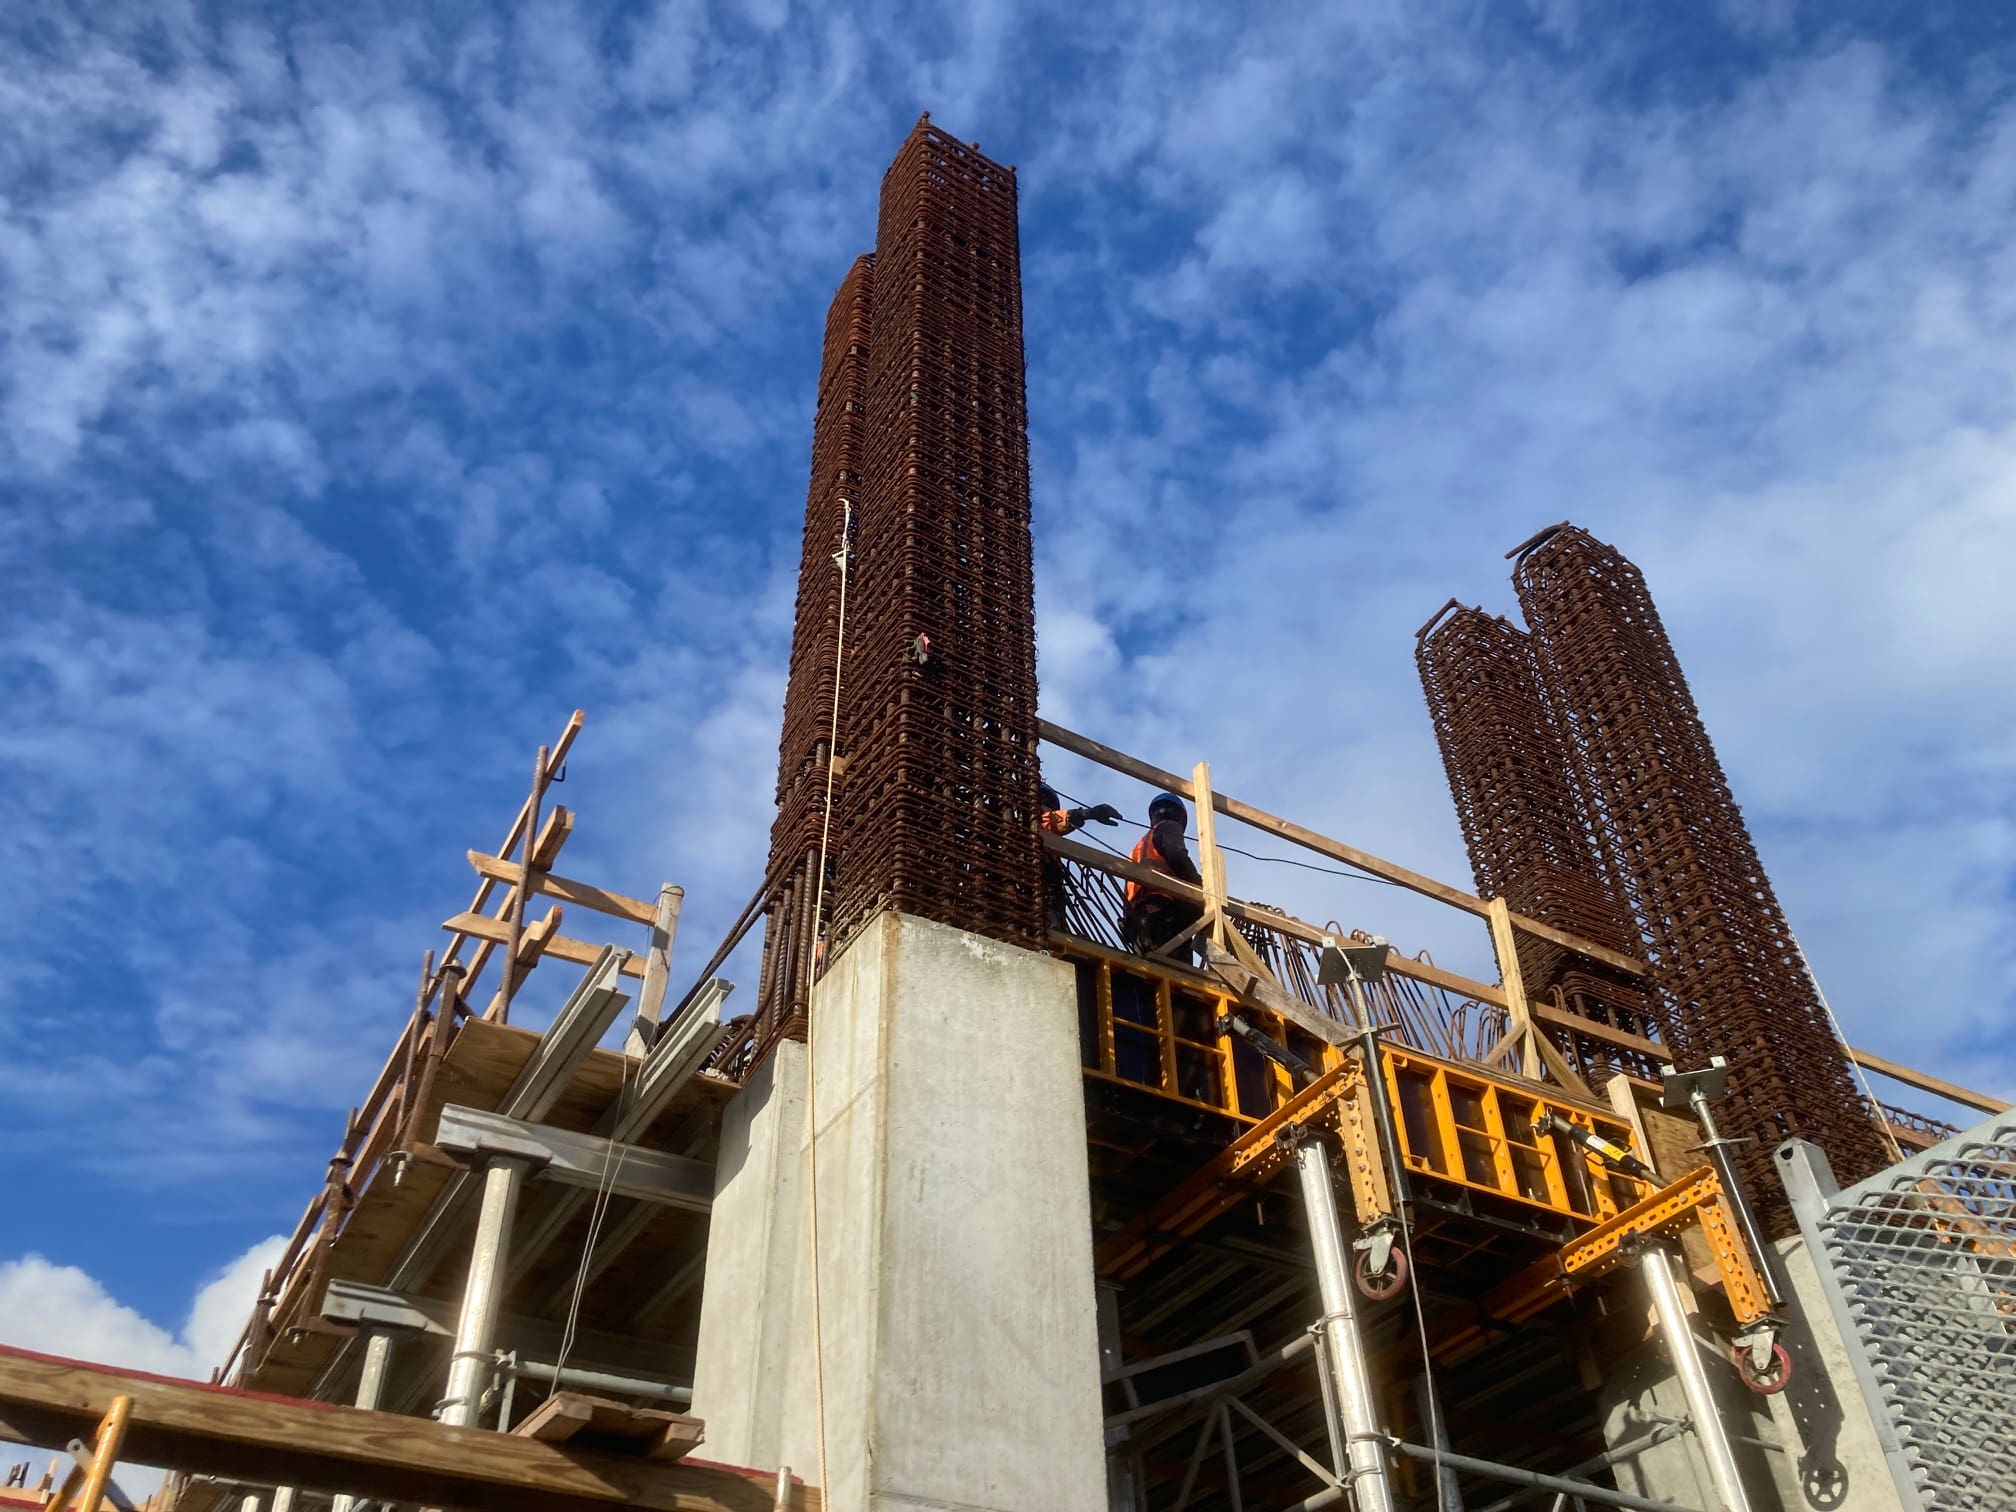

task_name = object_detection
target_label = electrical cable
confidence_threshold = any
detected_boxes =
[1051,786,1408,889]
[1790,928,1905,1165]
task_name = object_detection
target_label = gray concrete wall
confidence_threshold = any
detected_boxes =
[810,912,1106,1512]
[690,913,1106,1511]
[1756,1235,1907,1512]
[689,1037,820,1478]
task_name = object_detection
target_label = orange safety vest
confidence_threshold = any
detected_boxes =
[1125,828,1176,906]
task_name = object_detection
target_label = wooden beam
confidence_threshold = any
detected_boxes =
[443,913,645,978]
[1039,718,1647,976]
[1847,1047,2010,1116]
[1045,833,1512,1009]
[1486,897,1539,1080]
[1530,1004,1666,1062]
[466,854,660,927]
[0,1346,809,1512]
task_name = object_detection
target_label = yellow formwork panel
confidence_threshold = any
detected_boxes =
[1069,946,1651,1232]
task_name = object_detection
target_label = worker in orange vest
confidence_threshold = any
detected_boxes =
[1122,791,1205,963]
[1040,782,1120,932]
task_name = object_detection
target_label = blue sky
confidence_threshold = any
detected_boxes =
[3,0,2013,1430]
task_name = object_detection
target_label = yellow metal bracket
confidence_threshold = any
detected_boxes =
[1437,1163,1775,1362]
[1097,1063,1362,1280]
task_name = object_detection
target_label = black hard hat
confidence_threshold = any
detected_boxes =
[1148,791,1187,823]
[1038,782,1060,810]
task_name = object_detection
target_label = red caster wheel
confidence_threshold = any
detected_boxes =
[1354,1245,1408,1301]
[1735,1341,1794,1395]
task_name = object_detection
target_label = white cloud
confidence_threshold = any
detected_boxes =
[0,1237,285,1494]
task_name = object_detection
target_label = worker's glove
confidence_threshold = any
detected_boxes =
[1085,803,1122,826]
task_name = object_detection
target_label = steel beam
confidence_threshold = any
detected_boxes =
[433,1105,712,1212]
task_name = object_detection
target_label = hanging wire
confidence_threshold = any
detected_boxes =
[1051,786,1409,889]
[552,1045,635,1387]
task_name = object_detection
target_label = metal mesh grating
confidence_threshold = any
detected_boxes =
[1783,1120,2016,1510]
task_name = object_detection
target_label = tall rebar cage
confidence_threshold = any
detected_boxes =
[827,116,1044,953]
[1780,1119,2016,1512]
[1415,602,1666,1086]
[753,255,876,1050]
[1513,524,1893,1234]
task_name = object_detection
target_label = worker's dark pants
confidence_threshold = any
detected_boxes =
[1124,897,1205,966]
[1044,858,1071,936]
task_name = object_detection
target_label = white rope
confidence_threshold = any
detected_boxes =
[1790,928,1905,1165]
[803,501,852,1500]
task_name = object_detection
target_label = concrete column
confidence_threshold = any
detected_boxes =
[1753,1235,1907,1512]
[692,913,1105,1512]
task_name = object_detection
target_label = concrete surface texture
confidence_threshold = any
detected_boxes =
[692,912,1106,1511]
[1757,1235,1908,1512]
[688,1037,821,1479]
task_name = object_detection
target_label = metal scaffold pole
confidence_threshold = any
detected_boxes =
[330,1329,396,1512]
[1295,1135,1395,1512]
[1639,1244,1754,1512]
[437,1155,529,1429]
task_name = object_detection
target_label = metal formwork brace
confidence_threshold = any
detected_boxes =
[1640,1243,1754,1512]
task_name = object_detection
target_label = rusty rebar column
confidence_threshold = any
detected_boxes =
[1415,602,1664,1086]
[1511,524,1892,1233]
[752,255,876,1051]
[828,116,1044,952]
[752,116,1045,1059]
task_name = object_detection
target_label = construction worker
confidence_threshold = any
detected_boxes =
[1039,782,1120,932]
[1122,791,1205,964]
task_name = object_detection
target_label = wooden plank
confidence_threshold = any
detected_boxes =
[1045,834,1513,1009]
[0,1346,806,1512]
[1530,1004,1666,1061]
[1039,718,1647,976]
[467,854,658,927]
[443,913,645,978]
[1485,897,1539,1080]
[513,1395,703,1464]
[1847,1047,2010,1115]
[513,1395,595,1444]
